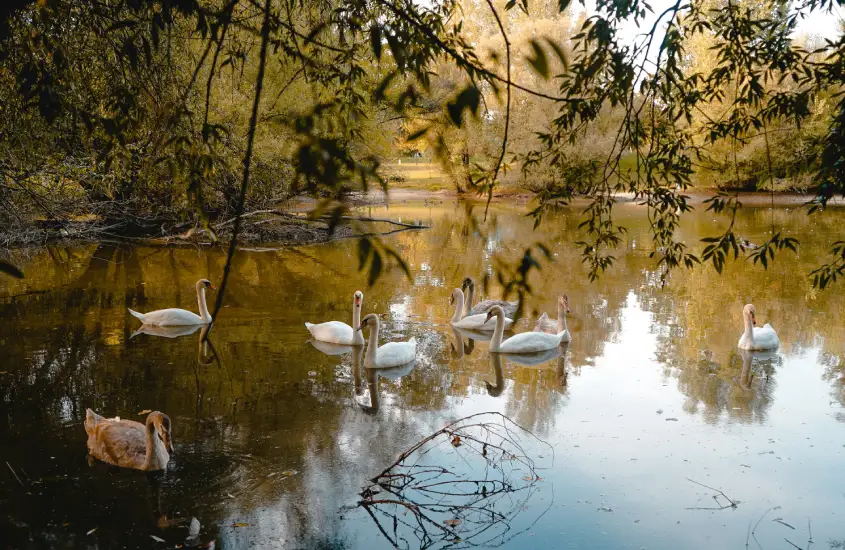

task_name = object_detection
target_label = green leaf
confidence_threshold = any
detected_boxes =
[368,251,383,287]
[527,40,549,79]
[384,247,411,280]
[107,20,137,32]
[385,32,405,71]
[0,260,23,279]
[406,127,428,141]
[358,238,371,270]
[446,85,480,127]
[544,37,569,70]
[370,25,382,61]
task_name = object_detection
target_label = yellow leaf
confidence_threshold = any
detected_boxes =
[233,522,249,528]
[138,409,152,415]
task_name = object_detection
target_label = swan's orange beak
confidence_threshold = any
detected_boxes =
[210,285,218,291]
[752,314,757,326]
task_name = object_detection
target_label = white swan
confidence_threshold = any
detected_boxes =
[128,279,215,326]
[737,304,779,351]
[534,295,572,343]
[358,313,416,368]
[450,288,513,331]
[462,277,518,318]
[305,291,365,346]
[486,305,567,354]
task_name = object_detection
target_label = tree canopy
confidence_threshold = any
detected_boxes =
[1,0,845,295]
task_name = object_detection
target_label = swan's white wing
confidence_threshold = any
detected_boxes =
[752,325,779,350]
[498,331,560,354]
[533,313,560,334]
[305,321,355,345]
[134,308,205,326]
[373,338,417,368]
[453,313,513,331]
[738,325,779,350]
[467,300,518,317]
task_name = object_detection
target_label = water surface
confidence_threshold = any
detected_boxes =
[1,199,844,549]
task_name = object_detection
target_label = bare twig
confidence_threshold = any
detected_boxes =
[483,0,511,221]
[752,507,780,550]
[209,0,272,327]
[774,518,796,529]
[686,478,738,509]
[357,412,553,548]
[5,461,24,487]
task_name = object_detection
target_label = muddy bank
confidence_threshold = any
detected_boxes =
[0,213,365,250]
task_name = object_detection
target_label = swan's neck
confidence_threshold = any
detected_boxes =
[352,300,364,345]
[144,422,167,471]
[365,320,380,366]
[464,284,474,317]
[742,313,754,344]
[557,302,568,334]
[490,310,505,352]
[196,283,211,322]
[451,291,465,323]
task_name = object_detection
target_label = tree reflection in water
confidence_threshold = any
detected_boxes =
[354,412,552,549]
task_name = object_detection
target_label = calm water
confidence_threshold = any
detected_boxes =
[1,199,844,549]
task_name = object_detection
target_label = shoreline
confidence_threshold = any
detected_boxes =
[2,188,841,253]
[301,187,845,208]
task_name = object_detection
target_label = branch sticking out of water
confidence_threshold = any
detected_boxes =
[353,412,553,548]
[686,478,738,510]
[5,461,24,487]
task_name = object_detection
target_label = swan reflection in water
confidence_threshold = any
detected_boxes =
[131,323,204,339]
[308,338,357,356]
[487,353,506,397]
[131,324,216,365]
[360,359,417,414]
[737,348,780,390]
[449,326,474,358]
[450,325,510,358]
[488,342,570,395]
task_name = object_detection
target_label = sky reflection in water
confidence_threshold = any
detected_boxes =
[0,200,844,549]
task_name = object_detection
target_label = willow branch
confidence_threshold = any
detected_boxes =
[209,0,272,326]
[483,0,511,220]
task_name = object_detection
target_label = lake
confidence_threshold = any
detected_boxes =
[1,198,844,549]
